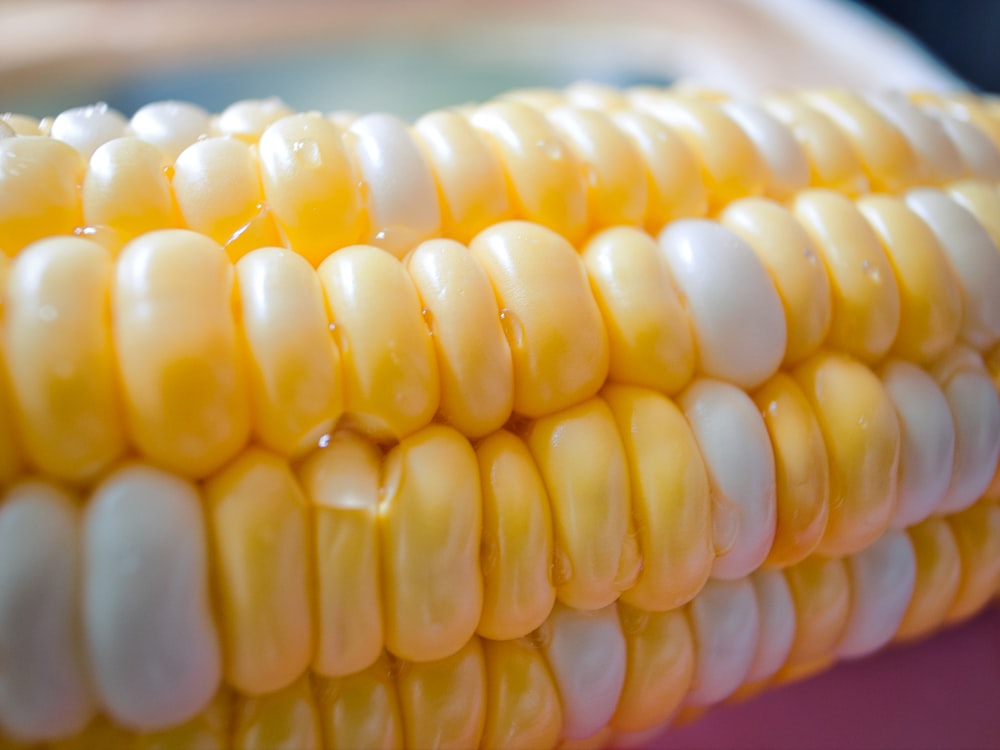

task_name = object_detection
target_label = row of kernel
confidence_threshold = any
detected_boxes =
[4,495,997,747]
[4,176,999,489]
[4,86,1000,263]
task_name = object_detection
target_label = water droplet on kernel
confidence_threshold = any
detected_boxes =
[862,259,881,283]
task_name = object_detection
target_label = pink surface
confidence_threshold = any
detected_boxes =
[649,606,1000,750]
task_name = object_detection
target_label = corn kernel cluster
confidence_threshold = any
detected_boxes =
[1,84,1000,749]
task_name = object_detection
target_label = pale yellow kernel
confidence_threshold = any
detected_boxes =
[82,137,176,240]
[405,238,514,438]
[856,194,962,363]
[203,447,312,695]
[948,178,1000,248]
[793,351,900,557]
[470,221,609,418]
[945,500,1000,624]
[628,92,764,211]
[215,97,293,142]
[113,230,249,478]
[752,373,830,567]
[236,247,343,457]
[611,605,694,733]
[481,638,562,750]
[603,385,713,610]
[720,198,833,365]
[172,137,282,262]
[259,113,364,265]
[777,556,850,684]
[233,675,321,750]
[298,432,383,678]
[565,81,629,110]
[800,89,921,192]
[547,106,648,230]
[525,397,636,611]
[610,110,707,230]
[762,96,869,196]
[1,113,42,136]
[896,518,961,642]
[129,101,211,163]
[469,101,588,244]
[476,429,556,641]
[317,244,438,441]
[793,190,901,362]
[397,638,487,750]
[380,424,482,662]
[314,655,404,750]
[3,237,124,483]
[413,110,513,243]
[0,137,84,256]
[582,226,695,395]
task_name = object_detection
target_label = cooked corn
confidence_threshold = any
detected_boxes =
[1,84,999,749]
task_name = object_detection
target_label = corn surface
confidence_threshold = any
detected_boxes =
[1,84,1000,749]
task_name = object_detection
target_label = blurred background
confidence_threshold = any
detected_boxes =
[0,0,991,119]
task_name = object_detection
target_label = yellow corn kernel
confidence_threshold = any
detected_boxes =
[203,447,313,695]
[679,378,777,580]
[134,691,230,750]
[793,190,900,362]
[406,238,514,438]
[946,180,1000,249]
[413,110,513,244]
[397,638,487,750]
[233,675,321,750]
[547,106,648,230]
[258,114,364,265]
[612,605,694,733]
[470,221,609,418]
[719,198,833,366]
[469,101,587,244]
[214,97,293,142]
[628,93,764,211]
[172,137,283,263]
[609,111,707,229]
[915,92,1000,151]
[83,463,221,730]
[0,136,84,256]
[476,429,556,641]
[762,96,869,196]
[582,227,695,395]
[778,555,851,683]
[752,372,830,567]
[794,351,900,556]
[481,638,562,750]
[0,481,95,742]
[298,431,383,677]
[686,578,760,706]
[865,93,965,185]
[317,244,438,441]
[743,568,796,690]
[129,101,211,163]
[800,90,921,192]
[603,385,713,610]
[236,247,343,456]
[565,82,628,110]
[345,114,443,257]
[721,101,810,202]
[945,500,1000,624]
[0,256,21,484]
[380,424,482,661]
[3,237,124,483]
[896,518,961,642]
[113,230,248,478]
[856,194,962,363]
[82,137,176,240]
[526,398,636,610]
[51,104,128,162]
[314,655,404,750]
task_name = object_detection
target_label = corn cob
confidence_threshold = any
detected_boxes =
[0,83,999,750]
